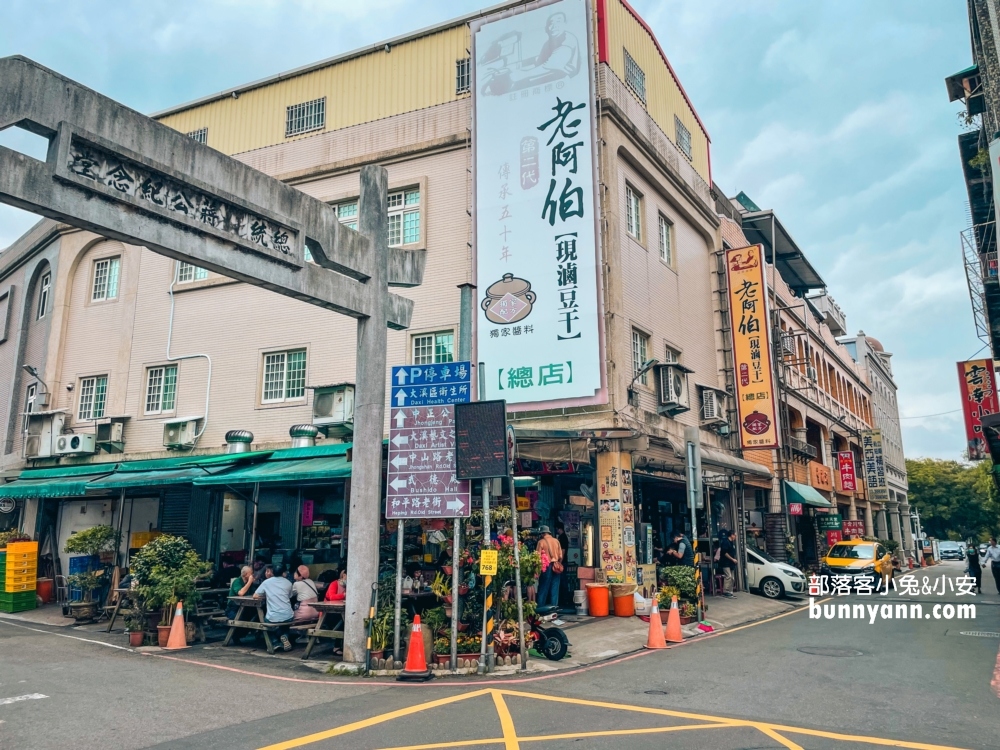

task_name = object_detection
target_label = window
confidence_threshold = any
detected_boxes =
[261,349,307,403]
[623,49,646,104]
[285,97,326,137]
[186,128,207,144]
[632,329,650,385]
[36,272,51,320]
[23,383,36,432]
[658,215,673,266]
[337,201,359,231]
[663,345,680,364]
[145,365,178,415]
[675,116,692,161]
[625,186,641,241]
[91,257,120,301]
[388,188,421,246]
[456,58,471,94]
[78,375,108,420]
[177,262,208,283]
[412,331,455,365]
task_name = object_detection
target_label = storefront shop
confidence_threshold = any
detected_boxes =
[783,480,834,568]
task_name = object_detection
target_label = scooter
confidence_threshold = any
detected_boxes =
[528,604,570,661]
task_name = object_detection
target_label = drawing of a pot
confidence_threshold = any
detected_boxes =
[482,273,536,324]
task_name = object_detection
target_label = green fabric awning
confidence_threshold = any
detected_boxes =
[784,480,833,508]
[193,454,351,486]
[0,473,112,499]
[86,465,233,490]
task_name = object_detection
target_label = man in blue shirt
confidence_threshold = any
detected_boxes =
[254,564,294,651]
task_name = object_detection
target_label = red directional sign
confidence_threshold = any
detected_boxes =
[386,404,471,518]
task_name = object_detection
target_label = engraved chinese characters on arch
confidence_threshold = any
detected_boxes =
[65,136,299,266]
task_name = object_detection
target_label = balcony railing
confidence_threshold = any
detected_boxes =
[787,436,817,462]
[961,223,993,347]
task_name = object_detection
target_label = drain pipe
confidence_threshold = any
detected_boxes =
[167,268,213,446]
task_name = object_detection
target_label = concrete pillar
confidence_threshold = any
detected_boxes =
[848,497,858,521]
[899,500,914,557]
[875,507,889,539]
[343,165,389,665]
[458,283,475,363]
[887,499,902,547]
[864,503,874,537]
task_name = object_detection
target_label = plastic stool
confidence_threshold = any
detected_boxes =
[713,574,726,596]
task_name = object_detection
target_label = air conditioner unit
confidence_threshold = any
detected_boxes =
[806,365,818,382]
[656,364,690,415]
[780,334,795,356]
[700,389,728,426]
[54,433,97,455]
[96,421,124,445]
[162,417,200,449]
[310,383,355,438]
[23,411,65,459]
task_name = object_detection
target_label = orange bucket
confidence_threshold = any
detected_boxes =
[586,583,609,617]
[613,594,635,617]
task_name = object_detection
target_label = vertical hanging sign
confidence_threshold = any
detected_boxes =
[726,244,780,449]
[957,359,998,461]
[837,451,857,492]
[596,451,635,584]
[860,429,889,503]
[472,0,605,408]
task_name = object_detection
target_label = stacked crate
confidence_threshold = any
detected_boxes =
[1,541,38,613]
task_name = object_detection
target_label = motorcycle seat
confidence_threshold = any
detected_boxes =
[535,605,559,616]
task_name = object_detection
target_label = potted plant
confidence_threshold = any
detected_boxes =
[656,586,681,624]
[130,535,210,647]
[432,636,452,665]
[124,611,148,647]
[63,525,121,623]
[368,610,390,662]
[679,601,698,625]
[0,531,31,549]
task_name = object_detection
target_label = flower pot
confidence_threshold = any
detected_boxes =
[457,622,469,632]
[680,615,696,626]
[434,652,452,666]
[441,565,453,576]
[68,601,98,623]
[369,649,384,662]
[128,631,144,647]
[458,585,469,596]
[157,624,172,647]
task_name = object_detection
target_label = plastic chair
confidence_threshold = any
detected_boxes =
[713,574,725,596]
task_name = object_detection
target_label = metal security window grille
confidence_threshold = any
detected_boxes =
[626,186,641,241]
[37,272,50,319]
[92,257,120,301]
[412,331,454,365]
[145,365,178,414]
[632,329,649,385]
[624,49,646,104]
[658,215,673,265]
[285,98,326,137]
[262,350,307,403]
[78,375,108,420]
[23,384,36,432]
[177,262,208,283]
[186,128,207,144]
[456,58,471,94]
[675,116,692,161]
[388,189,420,246]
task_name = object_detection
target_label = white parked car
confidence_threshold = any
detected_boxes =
[745,546,807,599]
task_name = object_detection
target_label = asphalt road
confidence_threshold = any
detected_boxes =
[1,561,998,750]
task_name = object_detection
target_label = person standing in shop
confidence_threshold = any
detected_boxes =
[536,526,564,608]
[719,530,739,599]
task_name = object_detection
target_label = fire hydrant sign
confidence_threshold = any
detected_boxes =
[479,549,498,575]
[386,361,472,519]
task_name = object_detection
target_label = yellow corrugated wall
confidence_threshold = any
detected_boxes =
[603,0,710,182]
[156,25,470,156]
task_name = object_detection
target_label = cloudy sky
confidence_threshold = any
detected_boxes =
[0,0,978,460]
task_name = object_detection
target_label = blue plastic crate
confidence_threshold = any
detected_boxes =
[68,555,99,574]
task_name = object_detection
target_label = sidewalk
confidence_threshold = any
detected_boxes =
[0,592,806,679]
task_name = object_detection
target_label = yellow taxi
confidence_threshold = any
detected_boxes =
[820,539,891,583]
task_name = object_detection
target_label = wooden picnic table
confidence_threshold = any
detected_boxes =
[299,600,345,661]
[222,596,286,654]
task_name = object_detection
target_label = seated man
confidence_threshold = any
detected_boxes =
[253,564,295,651]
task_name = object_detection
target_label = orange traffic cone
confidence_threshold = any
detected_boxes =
[644,599,667,649]
[396,615,433,682]
[165,601,189,650]
[664,596,683,643]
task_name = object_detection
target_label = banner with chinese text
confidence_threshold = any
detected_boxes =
[957,359,999,461]
[472,0,604,407]
[725,245,780,449]
[595,451,635,583]
[837,451,857,492]
[860,429,889,503]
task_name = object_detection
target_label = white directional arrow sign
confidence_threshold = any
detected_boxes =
[391,433,409,448]
[394,389,407,406]
[394,410,406,428]
[395,369,408,385]
[389,477,408,492]
[390,455,408,469]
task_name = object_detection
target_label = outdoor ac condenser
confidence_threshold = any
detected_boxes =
[53,433,97,455]
[311,383,355,438]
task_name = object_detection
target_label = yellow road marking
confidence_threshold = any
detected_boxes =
[255,689,492,750]
[490,690,520,750]
[495,687,740,723]
[374,740,501,750]
[756,725,804,750]
[768,723,971,750]
[515,722,734,743]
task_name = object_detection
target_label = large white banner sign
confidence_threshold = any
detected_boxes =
[472,0,603,406]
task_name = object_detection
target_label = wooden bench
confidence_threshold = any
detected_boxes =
[223,596,286,654]
[188,607,226,643]
[301,601,345,661]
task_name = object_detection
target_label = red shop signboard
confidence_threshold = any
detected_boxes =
[837,451,857,492]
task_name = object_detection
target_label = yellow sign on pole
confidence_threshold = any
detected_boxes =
[480,549,499,575]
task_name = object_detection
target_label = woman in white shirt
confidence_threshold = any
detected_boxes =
[292,565,320,623]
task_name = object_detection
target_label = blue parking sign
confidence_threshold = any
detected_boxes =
[390,361,472,407]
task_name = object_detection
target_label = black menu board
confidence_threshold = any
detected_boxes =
[455,400,508,479]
